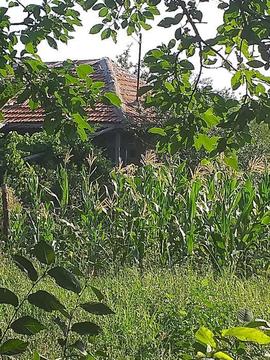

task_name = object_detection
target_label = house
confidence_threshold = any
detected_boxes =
[1,58,154,165]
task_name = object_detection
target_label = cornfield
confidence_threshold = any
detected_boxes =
[4,157,270,275]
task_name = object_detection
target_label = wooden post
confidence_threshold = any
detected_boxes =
[115,131,121,166]
[2,183,9,239]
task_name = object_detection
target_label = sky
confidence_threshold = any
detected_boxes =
[9,1,232,90]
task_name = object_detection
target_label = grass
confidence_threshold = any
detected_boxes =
[1,257,270,359]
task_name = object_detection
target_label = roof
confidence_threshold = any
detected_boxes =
[1,58,149,131]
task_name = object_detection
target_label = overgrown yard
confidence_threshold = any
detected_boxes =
[1,257,270,359]
[0,134,269,359]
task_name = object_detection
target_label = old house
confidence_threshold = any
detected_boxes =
[1,58,153,165]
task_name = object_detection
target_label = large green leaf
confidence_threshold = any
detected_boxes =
[89,23,104,34]
[213,352,233,360]
[194,133,219,152]
[48,266,81,294]
[231,71,242,90]
[202,108,220,127]
[80,302,115,315]
[224,152,238,170]
[158,17,175,28]
[76,64,94,79]
[33,241,55,265]
[0,287,19,307]
[28,290,65,312]
[148,127,166,136]
[195,326,216,348]
[103,92,121,107]
[0,339,28,355]
[246,60,265,68]
[11,316,46,336]
[13,255,38,282]
[71,322,101,336]
[222,327,270,344]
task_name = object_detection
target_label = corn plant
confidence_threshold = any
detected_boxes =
[6,159,270,274]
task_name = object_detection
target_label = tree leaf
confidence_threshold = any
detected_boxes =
[104,92,121,107]
[47,36,58,49]
[71,322,101,336]
[28,290,65,312]
[148,127,166,136]
[195,326,216,348]
[32,351,40,360]
[105,0,116,9]
[175,27,182,40]
[202,108,220,127]
[231,71,242,90]
[0,339,28,355]
[91,286,105,301]
[70,340,87,355]
[179,59,194,70]
[246,60,265,68]
[0,287,19,307]
[246,318,270,329]
[11,316,46,336]
[33,241,55,265]
[224,152,238,170]
[101,28,111,39]
[222,327,270,344]
[76,64,94,79]
[80,302,115,315]
[158,17,175,28]
[53,317,68,335]
[89,23,104,34]
[48,266,82,294]
[13,255,38,282]
[84,0,98,10]
[194,134,219,152]
[214,351,233,360]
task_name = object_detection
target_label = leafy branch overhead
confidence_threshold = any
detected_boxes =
[1,0,270,154]
[0,240,115,359]
[86,0,270,156]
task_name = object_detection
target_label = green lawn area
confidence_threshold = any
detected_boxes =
[1,257,270,359]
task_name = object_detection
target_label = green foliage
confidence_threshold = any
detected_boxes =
[0,1,123,140]
[85,0,270,154]
[1,1,270,152]
[4,153,270,275]
[0,241,114,359]
[1,264,270,359]
[0,131,111,199]
[194,316,270,359]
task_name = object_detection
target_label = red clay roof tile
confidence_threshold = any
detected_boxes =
[2,58,152,130]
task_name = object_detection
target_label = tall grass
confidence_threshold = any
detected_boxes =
[1,258,270,359]
[5,158,270,275]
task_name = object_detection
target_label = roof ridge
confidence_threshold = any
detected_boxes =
[99,57,127,124]
[109,58,139,80]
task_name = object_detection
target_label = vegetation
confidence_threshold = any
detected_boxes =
[1,259,270,359]
[1,137,268,275]
[0,241,114,359]
[1,0,270,358]
[0,131,268,357]
[1,0,270,155]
